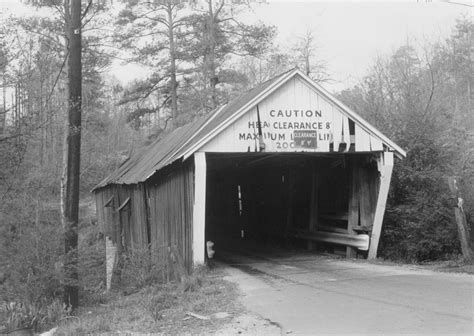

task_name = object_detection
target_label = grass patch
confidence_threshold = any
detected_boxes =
[55,265,241,335]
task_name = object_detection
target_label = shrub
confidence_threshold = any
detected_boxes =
[0,213,107,331]
[119,244,190,291]
[181,266,206,293]
[78,224,106,305]
[0,222,63,305]
[379,157,462,262]
[139,285,178,321]
[1,299,71,332]
[120,247,166,290]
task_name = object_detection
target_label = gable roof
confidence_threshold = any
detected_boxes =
[93,68,405,190]
[92,69,292,190]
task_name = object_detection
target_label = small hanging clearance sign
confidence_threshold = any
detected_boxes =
[294,130,318,148]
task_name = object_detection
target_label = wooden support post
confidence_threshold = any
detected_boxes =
[105,236,116,291]
[308,161,319,251]
[447,177,472,261]
[347,158,359,258]
[358,165,373,228]
[368,152,394,259]
[106,186,125,289]
[110,189,123,288]
[192,152,207,264]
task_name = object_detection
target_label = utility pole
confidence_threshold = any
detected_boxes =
[64,0,82,310]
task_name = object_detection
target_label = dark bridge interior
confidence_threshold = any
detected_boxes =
[205,153,351,259]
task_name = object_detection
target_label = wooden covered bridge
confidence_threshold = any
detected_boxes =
[93,68,405,285]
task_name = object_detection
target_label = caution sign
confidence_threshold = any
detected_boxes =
[294,130,318,148]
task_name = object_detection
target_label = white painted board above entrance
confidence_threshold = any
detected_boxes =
[201,76,376,153]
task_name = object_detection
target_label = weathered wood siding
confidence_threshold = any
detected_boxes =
[147,160,194,271]
[95,184,148,249]
[95,186,116,240]
[129,184,149,249]
[95,160,194,275]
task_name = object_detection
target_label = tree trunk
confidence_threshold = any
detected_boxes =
[60,114,68,230]
[63,0,82,310]
[167,2,178,129]
[447,177,472,261]
[207,0,218,110]
[14,83,19,131]
[0,72,6,135]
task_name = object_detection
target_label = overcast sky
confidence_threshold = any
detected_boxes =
[250,0,470,91]
[0,0,470,92]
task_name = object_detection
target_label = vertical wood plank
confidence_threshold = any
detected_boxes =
[368,152,394,259]
[113,186,121,249]
[105,236,116,291]
[355,124,371,152]
[367,165,380,230]
[316,97,331,152]
[186,161,194,271]
[95,192,104,233]
[140,184,148,248]
[332,107,343,151]
[369,135,383,151]
[193,152,207,264]
[342,116,351,152]
[358,164,373,228]
[347,157,359,258]
[112,186,123,286]
[131,187,141,250]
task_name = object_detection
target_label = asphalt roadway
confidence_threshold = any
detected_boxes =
[221,251,473,335]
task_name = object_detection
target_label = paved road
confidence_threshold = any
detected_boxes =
[221,251,473,335]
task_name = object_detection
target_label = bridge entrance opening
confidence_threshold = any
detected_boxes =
[204,153,369,259]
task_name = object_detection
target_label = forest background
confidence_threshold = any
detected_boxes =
[0,0,472,331]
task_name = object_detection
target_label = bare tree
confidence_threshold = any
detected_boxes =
[293,29,329,83]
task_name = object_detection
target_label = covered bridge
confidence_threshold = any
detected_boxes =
[93,68,405,285]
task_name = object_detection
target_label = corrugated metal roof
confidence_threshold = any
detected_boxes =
[93,113,208,189]
[93,67,405,191]
[93,69,292,190]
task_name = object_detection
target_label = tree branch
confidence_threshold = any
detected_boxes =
[81,0,93,21]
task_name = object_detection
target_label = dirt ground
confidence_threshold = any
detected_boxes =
[214,313,282,336]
